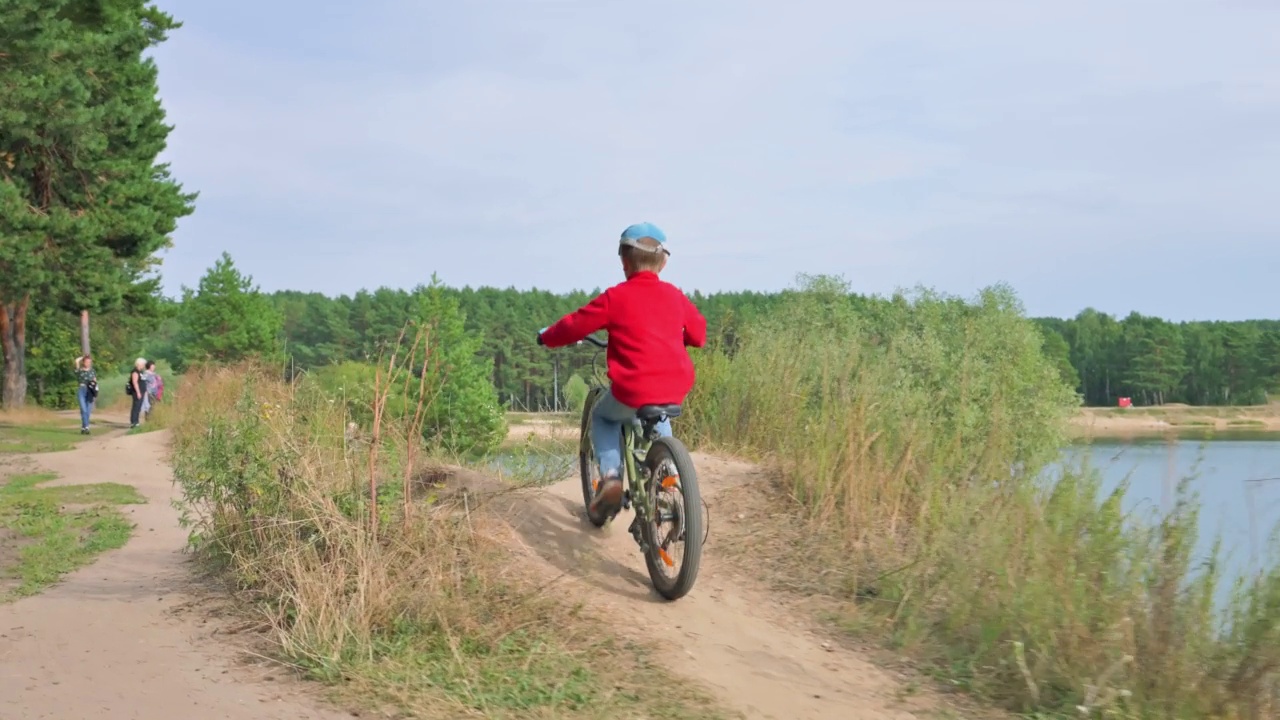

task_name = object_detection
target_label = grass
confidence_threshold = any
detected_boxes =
[506,410,576,426]
[0,471,146,600]
[683,278,1280,718]
[481,425,578,487]
[94,359,178,414]
[169,359,730,720]
[0,419,90,454]
[128,399,176,433]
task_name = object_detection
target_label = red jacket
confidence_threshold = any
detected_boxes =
[541,272,707,408]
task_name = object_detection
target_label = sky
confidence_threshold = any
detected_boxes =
[147,0,1280,321]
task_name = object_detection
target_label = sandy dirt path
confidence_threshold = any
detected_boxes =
[498,453,934,720]
[0,426,348,720]
[2,414,942,720]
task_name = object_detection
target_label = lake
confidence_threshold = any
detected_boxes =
[1063,432,1280,601]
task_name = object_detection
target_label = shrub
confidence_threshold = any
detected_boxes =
[169,358,726,718]
[684,275,1280,717]
[311,282,504,456]
[562,374,589,414]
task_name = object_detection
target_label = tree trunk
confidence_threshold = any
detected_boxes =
[1,297,31,408]
[80,310,91,356]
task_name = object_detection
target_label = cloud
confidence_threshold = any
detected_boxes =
[149,0,1280,319]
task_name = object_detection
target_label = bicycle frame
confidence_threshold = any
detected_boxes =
[581,383,659,528]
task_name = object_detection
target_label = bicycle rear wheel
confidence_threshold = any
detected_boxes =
[640,436,703,600]
[578,387,608,527]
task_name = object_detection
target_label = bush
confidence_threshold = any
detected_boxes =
[25,307,81,409]
[168,361,726,719]
[684,275,1280,717]
[562,374,589,414]
[311,282,505,456]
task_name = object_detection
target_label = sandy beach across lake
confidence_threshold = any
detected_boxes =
[1071,403,1280,437]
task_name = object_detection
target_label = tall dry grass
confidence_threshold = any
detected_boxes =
[685,276,1280,718]
[169,331,725,718]
[0,405,60,426]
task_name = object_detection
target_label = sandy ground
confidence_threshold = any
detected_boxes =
[1071,405,1280,436]
[506,417,577,441]
[2,411,937,720]
[494,454,936,720]
[519,408,1280,442]
[0,418,348,720]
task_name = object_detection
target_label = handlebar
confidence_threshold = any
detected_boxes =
[538,327,606,349]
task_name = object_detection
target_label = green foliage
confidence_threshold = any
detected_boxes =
[176,253,283,369]
[1040,311,1280,406]
[25,307,81,409]
[261,283,1280,413]
[273,290,357,372]
[312,280,505,456]
[411,281,506,454]
[686,275,1078,511]
[1,471,145,600]
[266,283,783,411]
[684,276,1280,716]
[1037,325,1080,393]
[0,0,195,407]
[562,374,589,413]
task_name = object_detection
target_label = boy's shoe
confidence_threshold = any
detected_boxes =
[590,476,624,517]
[80,427,89,435]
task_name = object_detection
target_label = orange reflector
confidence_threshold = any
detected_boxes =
[658,548,675,567]
[592,479,599,491]
[660,476,677,489]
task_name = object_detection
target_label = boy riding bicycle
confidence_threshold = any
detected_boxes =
[538,222,707,517]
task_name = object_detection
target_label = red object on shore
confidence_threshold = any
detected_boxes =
[1118,397,1132,408]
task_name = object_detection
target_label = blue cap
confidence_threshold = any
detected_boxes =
[619,222,670,255]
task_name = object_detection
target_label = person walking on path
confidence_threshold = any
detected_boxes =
[146,361,164,403]
[127,358,148,429]
[73,355,98,434]
[140,362,156,419]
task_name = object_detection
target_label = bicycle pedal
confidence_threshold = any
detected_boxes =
[626,516,645,547]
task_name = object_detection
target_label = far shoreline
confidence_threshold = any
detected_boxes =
[502,406,1280,442]
[1070,403,1280,439]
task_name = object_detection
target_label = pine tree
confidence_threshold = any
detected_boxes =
[176,253,282,368]
[0,0,194,406]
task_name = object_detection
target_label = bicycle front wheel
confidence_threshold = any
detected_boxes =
[578,387,608,527]
[640,436,703,600]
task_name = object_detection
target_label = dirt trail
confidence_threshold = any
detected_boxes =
[499,454,932,720]
[2,417,935,720]
[0,425,348,720]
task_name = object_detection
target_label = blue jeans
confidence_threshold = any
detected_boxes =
[76,385,92,429]
[591,389,671,478]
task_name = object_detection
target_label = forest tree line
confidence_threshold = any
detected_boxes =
[11,253,1278,411]
[267,283,1280,409]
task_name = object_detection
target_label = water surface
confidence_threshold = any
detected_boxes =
[1064,431,1280,598]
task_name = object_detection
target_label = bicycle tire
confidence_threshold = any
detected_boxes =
[640,436,703,600]
[578,387,608,527]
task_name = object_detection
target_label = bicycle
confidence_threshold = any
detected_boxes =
[556,333,705,601]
